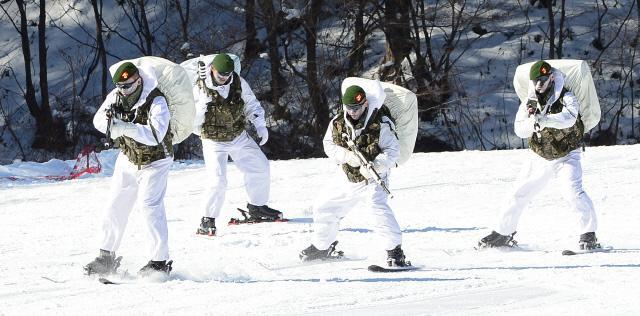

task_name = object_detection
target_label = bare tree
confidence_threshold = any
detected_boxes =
[90,0,108,99]
[244,0,261,61]
[37,0,50,118]
[592,1,635,65]
[379,0,412,84]
[0,85,27,161]
[103,0,170,56]
[402,1,488,123]
[556,0,566,58]
[280,0,329,151]
[258,0,286,106]
[346,0,372,76]
[0,0,66,151]
[545,0,556,58]
[174,0,190,43]
[304,0,329,141]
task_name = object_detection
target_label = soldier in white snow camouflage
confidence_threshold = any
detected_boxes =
[478,60,601,251]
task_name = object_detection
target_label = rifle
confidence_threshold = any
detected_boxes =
[527,97,551,138]
[341,133,393,198]
[196,57,207,90]
[103,94,119,149]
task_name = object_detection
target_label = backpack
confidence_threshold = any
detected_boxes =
[180,53,242,85]
[109,57,196,144]
[341,77,418,166]
[513,59,601,132]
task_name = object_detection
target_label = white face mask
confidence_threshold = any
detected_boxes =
[534,74,553,94]
[212,69,232,85]
[116,76,141,96]
[345,101,368,120]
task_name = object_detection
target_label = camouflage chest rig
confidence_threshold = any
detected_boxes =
[529,87,584,160]
[113,88,173,167]
[198,73,246,141]
[332,105,394,183]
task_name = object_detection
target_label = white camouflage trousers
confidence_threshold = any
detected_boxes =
[100,154,173,261]
[201,132,270,219]
[312,173,401,251]
[496,149,597,236]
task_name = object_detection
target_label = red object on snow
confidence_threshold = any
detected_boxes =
[69,146,102,179]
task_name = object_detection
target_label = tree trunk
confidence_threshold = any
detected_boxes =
[259,0,284,105]
[347,0,366,76]
[381,0,412,84]
[14,0,65,151]
[38,0,49,116]
[16,0,39,121]
[408,1,435,121]
[305,0,328,145]
[556,0,565,58]
[90,0,108,99]
[244,0,261,62]
[174,0,190,43]
[138,0,153,55]
[546,0,555,59]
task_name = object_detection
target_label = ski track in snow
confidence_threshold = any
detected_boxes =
[1,146,639,315]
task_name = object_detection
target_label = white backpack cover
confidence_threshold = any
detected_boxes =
[109,56,196,144]
[341,77,418,166]
[513,59,601,132]
[180,53,242,85]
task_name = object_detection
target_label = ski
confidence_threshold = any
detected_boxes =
[96,271,135,285]
[228,208,289,225]
[41,276,67,284]
[562,247,612,256]
[98,272,170,284]
[367,264,419,273]
[96,260,172,284]
[99,277,127,285]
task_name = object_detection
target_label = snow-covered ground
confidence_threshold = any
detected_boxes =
[1,145,639,315]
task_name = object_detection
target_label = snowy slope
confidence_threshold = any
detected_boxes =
[1,146,639,315]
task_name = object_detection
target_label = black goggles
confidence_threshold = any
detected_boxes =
[344,102,365,111]
[116,79,137,90]
[217,71,233,77]
[534,75,550,85]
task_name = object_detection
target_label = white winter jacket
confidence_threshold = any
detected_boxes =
[192,71,266,136]
[323,85,400,174]
[514,69,581,138]
[93,65,170,146]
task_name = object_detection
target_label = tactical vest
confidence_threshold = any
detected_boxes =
[114,88,173,166]
[198,73,246,141]
[332,105,394,183]
[529,87,584,160]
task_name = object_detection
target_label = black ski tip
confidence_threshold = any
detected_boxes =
[367,264,417,273]
[561,247,611,256]
[98,277,118,284]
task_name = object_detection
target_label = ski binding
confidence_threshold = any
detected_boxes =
[228,208,288,225]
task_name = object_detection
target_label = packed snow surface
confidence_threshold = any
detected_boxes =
[1,145,639,315]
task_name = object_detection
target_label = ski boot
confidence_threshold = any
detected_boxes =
[387,245,411,267]
[139,260,173,277]
[477,231,518,249]
[196,217,216,236]
[84,249,122,275]
[247,203,282,220]
[578,232,601,250]
[299,241,344,261]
